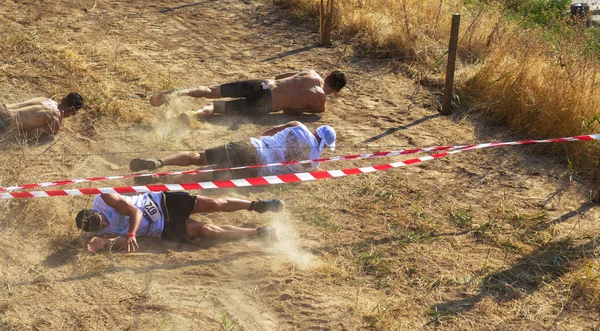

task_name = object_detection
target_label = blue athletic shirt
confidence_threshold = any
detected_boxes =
[91,192,165,237]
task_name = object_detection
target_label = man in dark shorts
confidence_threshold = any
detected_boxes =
[128,121,336,184]
[75,191,283,253]
[149,69,346,120]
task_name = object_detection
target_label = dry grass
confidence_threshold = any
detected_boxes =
[275,0,600,170]
[1,1,600,329]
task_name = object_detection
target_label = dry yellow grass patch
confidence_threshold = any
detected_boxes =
[276,0,600,169]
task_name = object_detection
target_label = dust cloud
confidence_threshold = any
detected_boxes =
[269,213,315,270]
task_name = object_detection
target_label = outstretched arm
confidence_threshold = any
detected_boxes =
[100,193,143,252]
[260,121,301,136]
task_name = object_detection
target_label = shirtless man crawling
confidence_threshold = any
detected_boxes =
[1,92,84,140]
[149,70,346,120]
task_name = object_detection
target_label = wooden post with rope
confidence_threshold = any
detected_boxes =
[441,13,460,115]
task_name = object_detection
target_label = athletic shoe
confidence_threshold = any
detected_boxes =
[250,199,284,213]
[149,90,179,107]
[149,92,169,107]
[130,158,161,172]
[257,225,278,243]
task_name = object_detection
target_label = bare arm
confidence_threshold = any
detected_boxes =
[100,193,143,252]
[274,72,298,80]
[23,121,60,140]
[260,121,302,136]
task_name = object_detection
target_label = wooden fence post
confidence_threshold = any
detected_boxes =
[319,0,325,45]
[319,0,334,46]
[594,167,600,203]
[324,0,334,46]
[441,13,460,115]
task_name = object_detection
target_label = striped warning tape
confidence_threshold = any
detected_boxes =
[0,145,466,192]
[1,133,598,199]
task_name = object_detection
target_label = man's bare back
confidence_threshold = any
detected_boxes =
[6,98,61,136]
[1,93,83,139]
[269,70,327,113]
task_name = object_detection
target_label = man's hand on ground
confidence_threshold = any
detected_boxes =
[126,236,139,253]
[87,237,108,253]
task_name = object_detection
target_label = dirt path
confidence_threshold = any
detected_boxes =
[1,0,599,330]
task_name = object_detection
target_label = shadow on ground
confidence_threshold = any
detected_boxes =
[428,229,599,323]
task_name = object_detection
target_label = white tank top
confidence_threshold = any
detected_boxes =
[91,192,165,238]
[250,123,321,176]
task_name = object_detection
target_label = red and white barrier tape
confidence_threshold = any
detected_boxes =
[1,145,466,192]
[1,133,598,199]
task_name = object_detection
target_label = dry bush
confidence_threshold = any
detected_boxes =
[273,0,505,65]
[462,24,600,169]
[275,0,600,169]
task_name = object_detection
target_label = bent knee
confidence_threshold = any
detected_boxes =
[198,223,213,237]
[182,151,200,158]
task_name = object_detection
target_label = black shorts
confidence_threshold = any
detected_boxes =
[220,80,273,115]
[160,192,196,243]
[0,105,11,135]
[205,140,259,180]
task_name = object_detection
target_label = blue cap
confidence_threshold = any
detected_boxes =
[316,125,336,151]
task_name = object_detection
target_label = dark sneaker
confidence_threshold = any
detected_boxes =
[130,158,161,172]
[149,91,169,107]
[250,199,284,213]
[257,225,278,243]
[149,90,180,107]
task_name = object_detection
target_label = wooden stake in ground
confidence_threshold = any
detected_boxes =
[594,166,600,203]
[441,13,460,115]
[320,0,334,46]
[324,0,334,46]
[320,0,325,45]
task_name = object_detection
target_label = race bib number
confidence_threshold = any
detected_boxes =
[143,198,162,224]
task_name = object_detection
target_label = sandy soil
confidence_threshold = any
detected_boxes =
[0,0,599,330]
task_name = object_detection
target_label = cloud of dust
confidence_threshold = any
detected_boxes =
[137,97,203,142]
[269,213,316,270]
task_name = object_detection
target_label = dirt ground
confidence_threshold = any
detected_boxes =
[1,0,600,330]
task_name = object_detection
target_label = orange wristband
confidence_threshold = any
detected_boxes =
[127,232,136,237]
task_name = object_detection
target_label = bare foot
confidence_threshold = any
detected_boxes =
[87,237,108,253]
[149,90,179,107]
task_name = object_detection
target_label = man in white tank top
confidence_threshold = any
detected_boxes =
[148,70,346,120]
[128,121,336,184]
[75,191,283,253]
[1,92,84,141]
